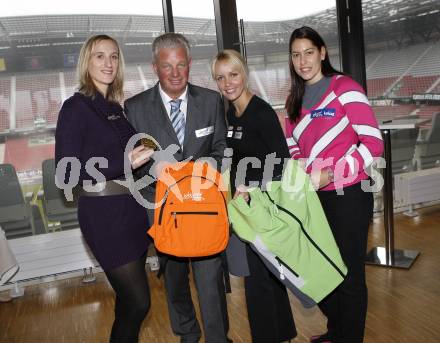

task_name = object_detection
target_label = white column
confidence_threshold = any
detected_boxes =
[137,65,148,90]
[249,66,269,103]
[59,71,67,102]
[9,76,16,130]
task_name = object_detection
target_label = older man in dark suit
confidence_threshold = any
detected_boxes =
[124,33,230,343]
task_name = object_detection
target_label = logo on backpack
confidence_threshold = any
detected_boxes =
[182,192,204,201]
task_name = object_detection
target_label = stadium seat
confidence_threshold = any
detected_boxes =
[390,127,419,175]
[372,125,419,213]
[0,164,33,239]
[42,159,79,231]
[416,112,440,170]
[393,75,438,97]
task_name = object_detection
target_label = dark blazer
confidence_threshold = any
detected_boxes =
[124,83,228,217]
[55,92,149,270]
[55,92,132,182]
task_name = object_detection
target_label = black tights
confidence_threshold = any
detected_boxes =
[105,255,151,343]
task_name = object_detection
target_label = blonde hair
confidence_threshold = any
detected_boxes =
[211,49,249,87]
[77,34,125,103]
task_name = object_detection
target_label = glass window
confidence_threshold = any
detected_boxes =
[236,0,338,128]
[173,0,218,91]
[0,4,164,238]
[363,0,440,174]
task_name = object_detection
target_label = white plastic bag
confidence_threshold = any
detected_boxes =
[0,227,19,286]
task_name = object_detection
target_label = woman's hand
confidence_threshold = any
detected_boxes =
[234,184,250,202]
[128,145,155,169]
[310,167,334,190]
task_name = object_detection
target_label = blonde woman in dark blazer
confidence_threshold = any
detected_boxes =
[55,34,153,343]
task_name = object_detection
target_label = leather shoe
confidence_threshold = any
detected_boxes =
[310,332,333,343]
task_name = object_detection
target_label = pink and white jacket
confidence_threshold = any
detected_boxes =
[285,75,384,191]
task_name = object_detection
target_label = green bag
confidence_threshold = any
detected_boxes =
[228,160,347,304]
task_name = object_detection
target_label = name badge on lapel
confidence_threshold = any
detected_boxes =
[227,126,234,137]
[234,132,243,139]
[107,114,122,120]
[311,108,336,118]
[195,126,214,138]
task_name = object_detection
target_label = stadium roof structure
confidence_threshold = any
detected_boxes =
[241,0,439,48]
[0,15,164,43]
[0,0,438,50]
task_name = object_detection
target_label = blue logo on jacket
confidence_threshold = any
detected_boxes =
[311,108,336,118]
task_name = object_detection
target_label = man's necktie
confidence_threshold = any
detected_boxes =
[170,99,185,146]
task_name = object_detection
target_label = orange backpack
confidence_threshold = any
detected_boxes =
[148,161,229,257]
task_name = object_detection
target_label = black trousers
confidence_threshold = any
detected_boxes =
[163,254,230,343]
[244,245,297,343]
[317,182,373,343]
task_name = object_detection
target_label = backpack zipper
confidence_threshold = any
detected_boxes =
[158,190,169,225]
[275,256,299,279]
[263,191,345,278]
[172,211,219,228]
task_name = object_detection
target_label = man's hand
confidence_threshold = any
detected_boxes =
[310,167,334,190]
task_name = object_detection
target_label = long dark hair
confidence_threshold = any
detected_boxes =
[285,26,342,122]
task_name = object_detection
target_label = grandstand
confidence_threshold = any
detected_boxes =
[0,0,439,176]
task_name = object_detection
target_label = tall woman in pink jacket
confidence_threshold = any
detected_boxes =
[285,26,383,343]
